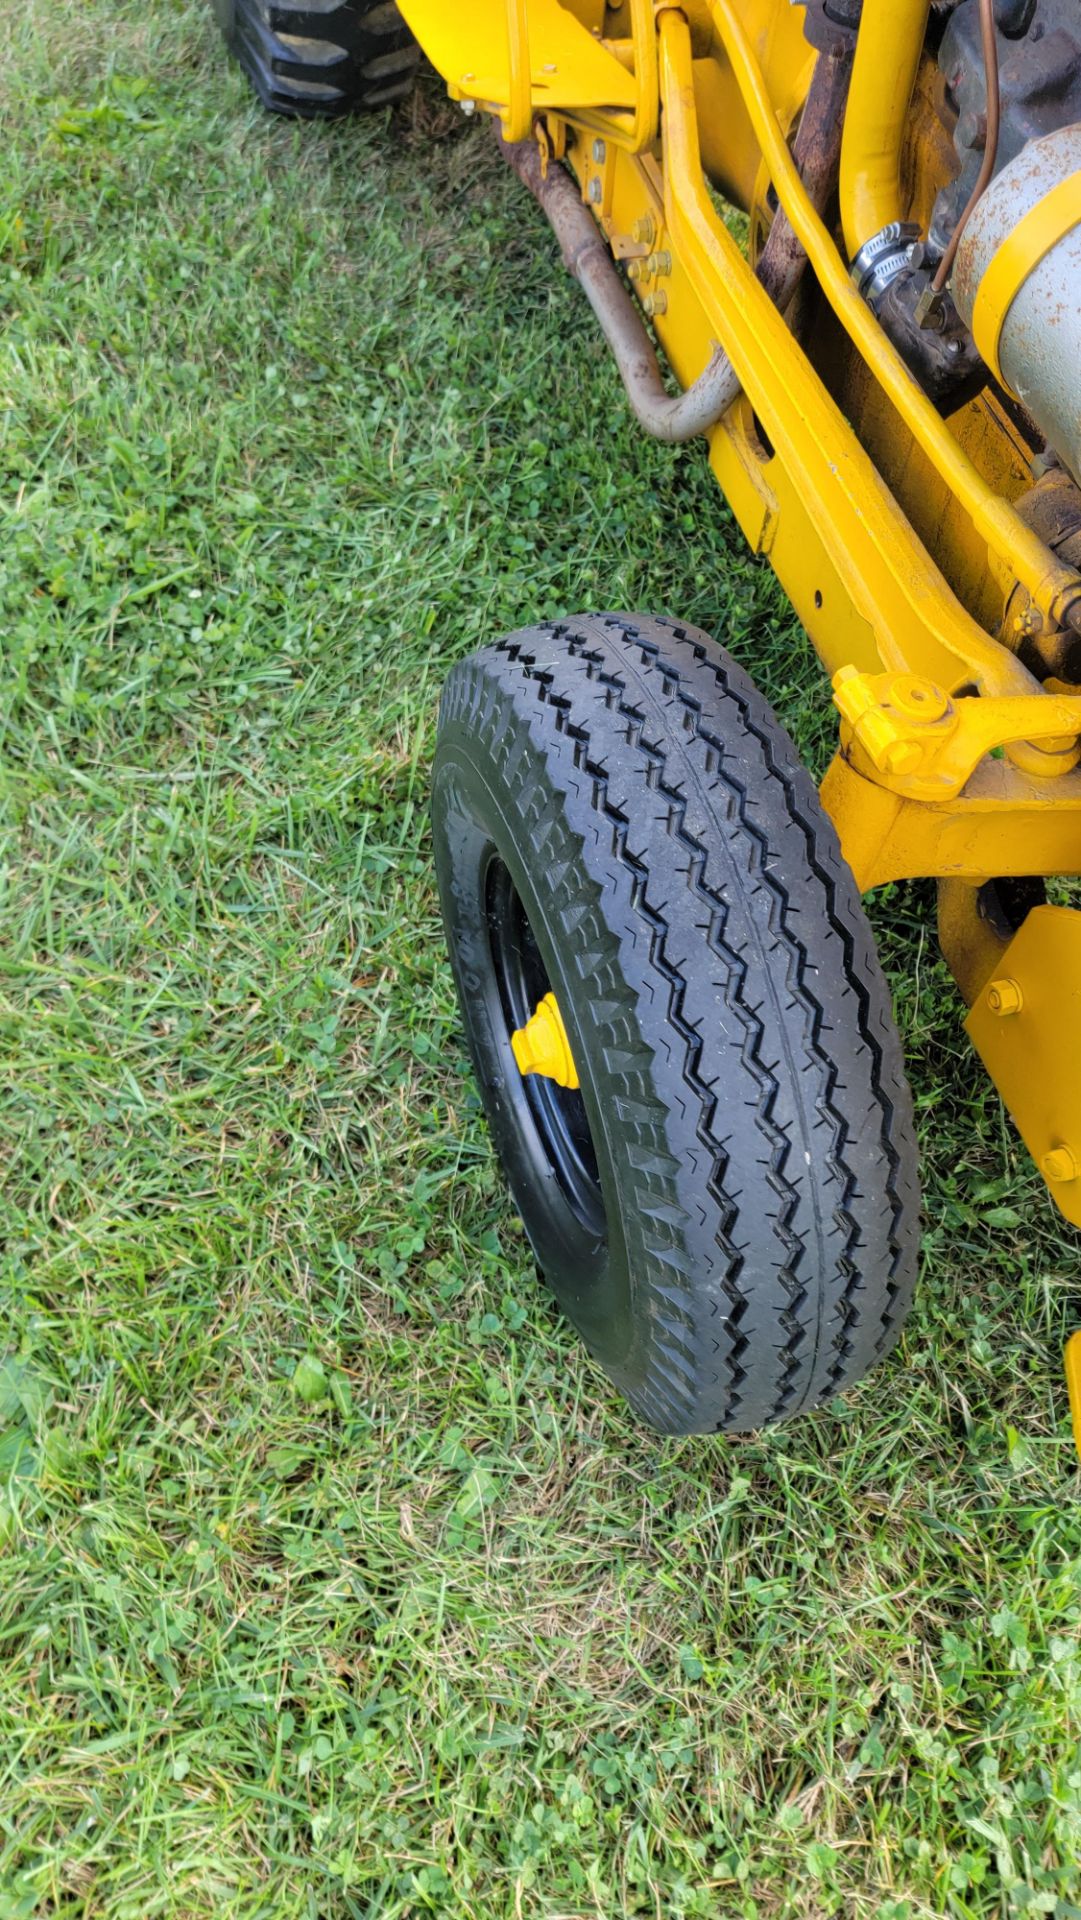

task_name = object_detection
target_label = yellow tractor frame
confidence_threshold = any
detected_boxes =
[398,0,1081,1427]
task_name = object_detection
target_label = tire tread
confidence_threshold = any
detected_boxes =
[435,613,920,1432]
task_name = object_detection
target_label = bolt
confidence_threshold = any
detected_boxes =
[642,290,668,316]
[647,250,672,276]
[588,177,602,204]
[460,98,476,115]
[1012,600,1044,639]
[632,215,655,245]
[1042,1145,1078,1184]
[592,138,606,164]
[914,284,945,332]
[881,739,922,776]
[987,977,1023,1017]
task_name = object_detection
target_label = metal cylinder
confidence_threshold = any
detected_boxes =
[953,124,1081,480]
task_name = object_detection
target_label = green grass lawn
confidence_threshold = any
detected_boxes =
[2,4,1080,1915]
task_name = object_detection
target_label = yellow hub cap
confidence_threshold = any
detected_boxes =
[510,992,580,1090]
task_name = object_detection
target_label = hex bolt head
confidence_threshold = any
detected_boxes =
[986,976,1023,1017]
[1042,1145,1079,1184]
[632,215,655,245]
[881,739,922,776]
[1012,600,1044,639]
[592,138,606,163]
[588,177,602,204]
[642,290,668,316]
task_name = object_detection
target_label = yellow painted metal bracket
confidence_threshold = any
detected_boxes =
[936,877,1017,1007]
[821,749,1081,891]
[831,667,1081,799]
[966,907,1081,1228]
[396,0,657,150]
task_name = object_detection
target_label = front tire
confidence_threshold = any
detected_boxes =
[432,613,921,1434]
[214,0,420,117]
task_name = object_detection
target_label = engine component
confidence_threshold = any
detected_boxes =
[929,0,1000,296]
[874,253,984,399]
[952,124,1081,480]
[1002,468,1081,680]
[931,0,1081,258]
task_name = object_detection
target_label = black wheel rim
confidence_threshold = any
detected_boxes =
[484,854,605,1240]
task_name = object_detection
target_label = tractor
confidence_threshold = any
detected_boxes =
[214,0,1081,1452]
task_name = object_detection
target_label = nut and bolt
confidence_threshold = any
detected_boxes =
[646,250,672,276]
[986,977,1023,1017]
[588,177,603,204]
[459,98,476,115]
[642,290,668,317]
[1042,1145,1079,1184]
[632,215,655,245]
[956,109,987,152]
[592,138,606,163]
[1012,600,1044,639]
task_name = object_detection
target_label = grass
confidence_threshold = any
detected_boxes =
[1,3,1080,1914]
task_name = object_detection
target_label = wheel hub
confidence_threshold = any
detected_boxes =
[511,992,579,1089]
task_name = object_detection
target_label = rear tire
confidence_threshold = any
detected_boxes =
[214,0,420,117]
[431,613,922,1434]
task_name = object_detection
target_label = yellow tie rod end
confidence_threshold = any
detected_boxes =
[511,992,580,1090]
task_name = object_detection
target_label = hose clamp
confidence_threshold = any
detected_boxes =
[850,222,921,305]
